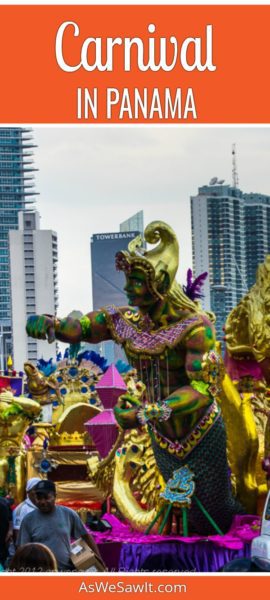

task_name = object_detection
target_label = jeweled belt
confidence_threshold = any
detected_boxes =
[148,401,220,460]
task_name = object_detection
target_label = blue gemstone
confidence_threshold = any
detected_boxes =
[69,368,78,377]
[40,459,51,472]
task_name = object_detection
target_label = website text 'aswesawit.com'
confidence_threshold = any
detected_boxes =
[78,580,187,594]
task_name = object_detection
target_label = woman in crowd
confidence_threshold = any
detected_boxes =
[9,543,58,572]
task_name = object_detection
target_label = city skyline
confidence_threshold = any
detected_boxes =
[32,126,270,320]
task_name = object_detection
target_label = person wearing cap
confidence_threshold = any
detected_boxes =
[13,477,41,542]
[17,480,106,571]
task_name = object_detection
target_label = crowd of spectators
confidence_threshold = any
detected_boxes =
[0,478,106,572]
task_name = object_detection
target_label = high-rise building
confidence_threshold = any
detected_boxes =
[244,193,270,289]
[9,210,58,370]
[120,210,144,234]
[90,214,144,364]
[0,127,38,370]
[90,230,140,364]
[191,182,270,341]
[91,231,140,310]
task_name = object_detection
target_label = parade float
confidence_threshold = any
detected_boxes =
[0,353,114,511]
[2,220,269,571]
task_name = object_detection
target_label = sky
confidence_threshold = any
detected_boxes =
[33,126,270,317]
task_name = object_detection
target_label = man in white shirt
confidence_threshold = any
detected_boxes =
[13,477,41,540]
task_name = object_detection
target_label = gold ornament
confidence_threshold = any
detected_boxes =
[87,424,166,531]
[0,389,41,502]
[224,256,270,508]
[225,255,270,363]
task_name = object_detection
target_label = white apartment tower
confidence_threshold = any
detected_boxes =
[191,182,270,342]
[9,210,58,370]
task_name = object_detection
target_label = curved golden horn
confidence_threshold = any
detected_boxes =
[143,221,179,295]
[144,221,178,251]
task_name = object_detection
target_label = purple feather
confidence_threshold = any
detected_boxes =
[183,269,208,301]
[187,268,193,288]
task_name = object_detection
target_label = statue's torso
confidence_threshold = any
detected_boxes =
[104,305,208,439]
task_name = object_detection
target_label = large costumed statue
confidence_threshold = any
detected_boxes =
[27,221,243,535]
[225,255,270,495]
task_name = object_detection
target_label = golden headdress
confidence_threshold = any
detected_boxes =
[116,220,202,314]
[116,221,179,300]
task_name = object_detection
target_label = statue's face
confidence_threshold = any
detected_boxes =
[124,269,155,308]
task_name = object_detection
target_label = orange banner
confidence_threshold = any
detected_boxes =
[1,573,270,599]
[0,4,270,123]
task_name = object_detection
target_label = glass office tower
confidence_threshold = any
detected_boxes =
[0,127,38,369]
[191,183,270,342]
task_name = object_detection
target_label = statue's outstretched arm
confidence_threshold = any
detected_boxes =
[26,310,112,344]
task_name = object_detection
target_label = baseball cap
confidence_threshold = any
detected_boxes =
[26,477,42,492]
[35,480,56,495]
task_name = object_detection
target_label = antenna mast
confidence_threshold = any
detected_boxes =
[232,143,239,188]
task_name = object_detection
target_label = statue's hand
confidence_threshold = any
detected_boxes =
[26,315,56,343]
[114,393,142,430]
